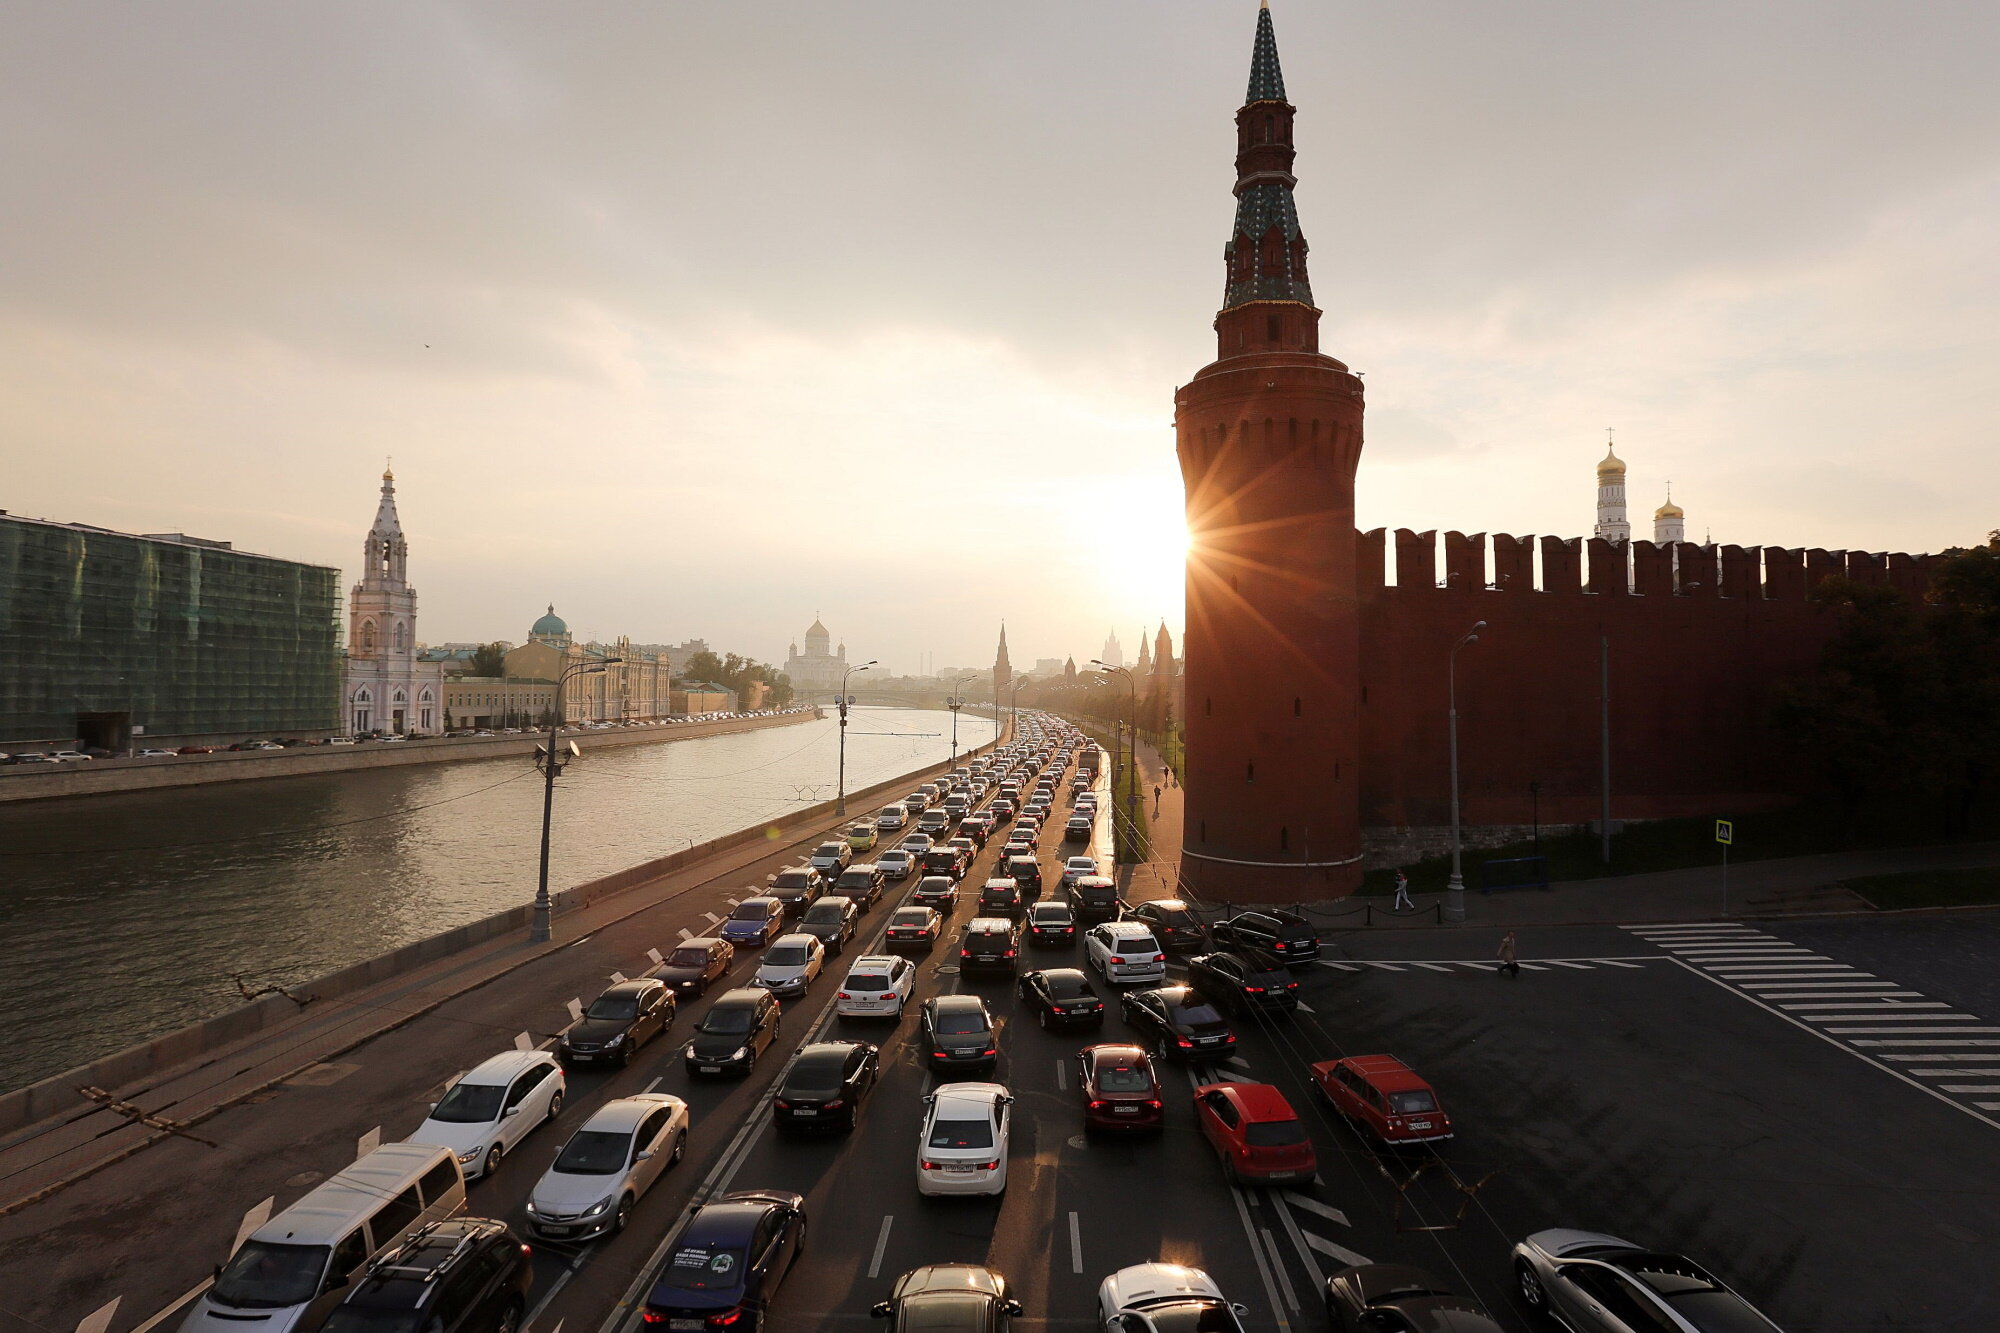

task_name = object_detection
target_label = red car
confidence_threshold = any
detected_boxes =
[1309,1055,1453,1145]
[1193,1081,1317,1185]
[1077,1045,1163,1131]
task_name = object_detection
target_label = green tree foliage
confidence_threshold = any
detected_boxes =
[680,649,794,708]
[470,641,507,677]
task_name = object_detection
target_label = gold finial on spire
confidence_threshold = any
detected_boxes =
[383,454,394,481]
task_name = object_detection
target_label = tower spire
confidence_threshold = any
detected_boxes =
[1217,1,1317,355]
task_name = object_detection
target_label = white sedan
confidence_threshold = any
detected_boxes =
[406,1049,565,1179]
[835,955,917,1018]
[525,1093,688,1241]
[917,1082,1012,1197]
[754,933,826,999]
[1098,1264,1249,1333]
[1061,855,1100,888]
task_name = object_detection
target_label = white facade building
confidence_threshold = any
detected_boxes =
[341,469,443,736]
[1594,444,1631,543]
[783,618,848,695]
[1653,487,1687,546]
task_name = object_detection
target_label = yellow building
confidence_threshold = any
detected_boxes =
[503,608,673,722]
[441,676,555,729]
[671,683,737,716]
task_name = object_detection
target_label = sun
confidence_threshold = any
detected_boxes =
[1080,474,1188,629]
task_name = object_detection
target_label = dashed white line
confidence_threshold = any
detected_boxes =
[642,1077,663,1093]
[867,1215,895,1279]
[702,912,720,925]
[1260,1226,1301,1312]
[1317,961,1361,972]
[1283,1192,1350,1227]
[1411,963,1454,973]
[1069,1211,1085,1274]
[1055,1059,1067,1091]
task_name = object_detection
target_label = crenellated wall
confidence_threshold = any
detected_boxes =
[1354,529,1941,833]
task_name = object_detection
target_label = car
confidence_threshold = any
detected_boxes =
[808,841,854,878]
[1310,1055,1454,1146]
[898,833,935,858]
[48,749,94,761]
[640,1190,807,1331]
[917,1082,1012,1196]
[835,955,917,1019]
[884,906,944,949]
[871,1265,1023,1331]
[1009,821,1040,850]
[1119,986,1237,1061]
[941,795,971,821]
[560,979,675,1067]
[1122,899,1207,953]
[921,994,999,1072]
[1015,968,1106,1030]
[976,878,1025,919]
[946,835,979,862]
[651,937,734,997]
[877,849,918,881]
[1060,856,1100,889]
[527,1093,689,1240]
[1025,900,1077,947]
[1076,1044,1163,1131]
[1210,909,1321,965]
[1064,815,1093,842]
[876,805,909,831]
[959,917,1021,975]
[773,1041,878,1131]
[909,875,959,909]
[1085,922,1168,987]
[831,863,886,907]
[1067,875,1121,923]
[990,798,1016,822]
[959,813,994,843]
[1098,1264,1248,1333]
[1188,950,1299,1015]
[796,896,860,952]
[1193,1081,1317,1186]
[753,933,826,998]
[1002,855,1043,900]
[682,987,782,1076]
[406,1050,565,1180]
[847,823,879,851]
[904,793,930,815]
[1510,1231,1784,1333]
[767,866,826,915]
[720,897,787,947]
[921,845,971,881]
[135,748,177,758]
[917,810,953,839]
[1322,1263,1504,1333]
[319,1218,531,1333]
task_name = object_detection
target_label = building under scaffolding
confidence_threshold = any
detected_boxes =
[0,512,341,749]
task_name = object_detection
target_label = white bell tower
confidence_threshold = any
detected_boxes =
[1594,436,1630,544]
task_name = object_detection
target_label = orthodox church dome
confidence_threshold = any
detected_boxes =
[1596,446,1626,478]
[532,605,568,637]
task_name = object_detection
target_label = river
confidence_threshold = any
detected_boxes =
[0,707,996,1093]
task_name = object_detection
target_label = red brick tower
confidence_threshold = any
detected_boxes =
[1174,2,1365,902]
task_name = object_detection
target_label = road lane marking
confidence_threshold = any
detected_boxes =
[1545,961,1596,970]
[1295,1001,1315,1013]
[1283,1192,1349,1226]
[1411,963,1454,973]
[1362,962,1406,972]
[1592,959,1644,968]
[647,948,664,966]
[566,998,583,1022]
[868,1215,895,1279]
[356,1126,381,1158]
[1069,1211,1084,1273]
[702,912,720,924]
[1261,1226,1301,1312]
[130,1284,211,1333]
[1055,1059,1067,1091]
[1828,1026,2000,1034]
[643,1077,662,1093]
[1317,961,1361,971]
[677,928,693,941]
[1299,1222,1371,1268]
[1854,1039,2000,1046]
[1780,1002,1949,1011]
[514,1031,534,1051]
[1271,1195,1326,1289]
[1941,1085,2000,1092]
[75,1298,120,1333]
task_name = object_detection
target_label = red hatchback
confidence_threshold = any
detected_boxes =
[1076,1044,1163,1132]
[1309,1055,1453,1145]
[1193,1082,1317,1185]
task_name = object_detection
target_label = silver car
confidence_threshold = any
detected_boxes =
[526,1093,688,1241]
[1513,1230,1783,1333]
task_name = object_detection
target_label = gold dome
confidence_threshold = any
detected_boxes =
[1655,499,1684,519]
[1596,446,1626,478]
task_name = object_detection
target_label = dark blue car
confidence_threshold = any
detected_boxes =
[642,1190,806,1329]
[718,898,785,948]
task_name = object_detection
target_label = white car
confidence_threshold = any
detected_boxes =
[1086,922,1168,987]
[525,1093,689,1241]
[406,1049,565,1179]
[754,933,826,998]
[898,834,935,857]
[878,849,917,880]
[1061,855,1100,888]
[1098,1264,1248,1333]
[835,955,917,1018]
[917,1082,1012,1197]
[876,805,908,830]
[135,748,177,757]
[49,750,93,762]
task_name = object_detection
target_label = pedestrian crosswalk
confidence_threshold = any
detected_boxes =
[1315,956,1656,974]
[1624,923,2000,1128]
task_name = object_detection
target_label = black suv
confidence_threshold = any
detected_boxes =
[1188,950,1301,1016]
[976,878,1024,920]
[1210,910,1321,965]
[959,917,1022,974]
[319,1218,530,1333]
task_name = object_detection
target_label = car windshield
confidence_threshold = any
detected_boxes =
[1078,885,1116,900]
[1033,907,1071,924]
[1120,935,1161,954]
[928,1117,995,1149]
[1661,1291,1780,1333]
[1387,1090,1439,1114]
[428,1081,506,1123]
[933,1011,989,1036]
[658,1244,749,1291]
[586,995,641,1020]
[699,1007,755,1035]
[774,873,812,889]
[802,903,845,924]
[668,948,711,968]
[815,844,843,856]
[1244,1120,1309,1147]
[1142,1301,1243,1333]
[1096,1064,1151,1092]
[730,902,771,921]
[892,911,931,926]
[785,1058,848,1096]
[1151,907,1196,926]
[764,945,809,966]
[210,1239,328,1307]
[554,1128,633,1175]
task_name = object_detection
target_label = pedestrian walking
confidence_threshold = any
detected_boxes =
[1164,764,1175,787]
[1497,930,1521,977]
[1392,870,1413,912]
[1153,783,1163,816]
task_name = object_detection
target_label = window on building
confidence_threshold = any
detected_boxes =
[361,620,376,651]
[392,622,405,650]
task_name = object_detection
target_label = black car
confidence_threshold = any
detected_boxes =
[1210,909,1321,965]
[921,994,998,1072]
[957,817,991,848]
[651,937,735,997]
[1188,950,1301,1016]
[796,896,860,953]
[1003,856,1042,900]
[976,878,1024,920]
[772,1041,878,1131]
[831,864,885,907]
[768,866,826,915]
[560,979,674,1067]
[921,847,970,882]
[958,918,1021,975]
[1122,899,1208,953]
[872,1264,1022,1332]
[1323,1263,1504,1333]
[642,1190,806,1331]
[683,987,781,1076]
[884,906,944,949]
[1025,900,1077,947]
[319,1218,530,1333]
[909,875,959,909]
[1016,968,1106,1030]
[1066,875,1120,922]
[1119,985,1238,1061]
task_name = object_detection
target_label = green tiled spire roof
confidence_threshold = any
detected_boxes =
[1245,3,1287,104]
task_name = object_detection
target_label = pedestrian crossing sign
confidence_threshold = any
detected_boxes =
[1715,820,1733,845]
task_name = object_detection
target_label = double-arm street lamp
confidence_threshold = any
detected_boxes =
[532,655,620,943]
[1444,621,1485,924]
[1090,660,1139,837]
[944,691,967,772]
[835,661,877,816]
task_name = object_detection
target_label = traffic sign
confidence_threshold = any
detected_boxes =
[1716,819,1733,846]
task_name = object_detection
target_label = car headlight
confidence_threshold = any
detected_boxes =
[605,1032,625,1046]
[456,1149,480,1164]
[525,1200,540,1215]
[583,1197,613,1218]
[731,1047,749,1061]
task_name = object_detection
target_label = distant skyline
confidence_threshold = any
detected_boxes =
[5,1,1996,670]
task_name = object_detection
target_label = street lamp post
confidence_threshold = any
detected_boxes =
[1444,621,1486,924]
[945,692,966,772]
[835,660,876,816]
[532,656,619,943]
[999,674,1029,748]
[1090,661,1139,840]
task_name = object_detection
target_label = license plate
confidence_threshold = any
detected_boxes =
[699,1066,720,1074]
[1113,1106,1138,1115]
[793,1109,818,1117]
[541,1225,573,1236]
[671,1321,704,1331]
[1409,1121,1433,1130]
[947,1165,979,1174]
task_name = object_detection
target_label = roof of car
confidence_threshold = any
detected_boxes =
[932,1082,1006,1113]
[345,1219,506,1304]
[966,917,1015,932]
[1086,1044,1149,1067]
[769,932,817,948]
[1339,1054,1431,1091]
[790,1041,865,1074]
[579,1093,682,1134]
[459,1048,556,1085]
[1210,1081,1299,1122]
[1102,921,1156,937]
[1075,875,1116,887]
[848,956,901,974]
[930,993,988,1014]
[981,878,1019,890]
[599,978,661,999]
[710,987,769,1008]
[892,1264,1004,1299]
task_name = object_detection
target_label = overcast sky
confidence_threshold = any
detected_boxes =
[4,1,1996,673]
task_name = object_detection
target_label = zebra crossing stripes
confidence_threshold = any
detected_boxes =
[1625,923,2000,1126]
[1316,957,1659,974]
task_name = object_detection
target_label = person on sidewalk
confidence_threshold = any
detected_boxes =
[1153,784,1163,816]
[1392,871,1413,912]
[1497,930,1521,977]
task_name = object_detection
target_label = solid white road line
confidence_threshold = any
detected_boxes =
[868,1215,895,1279]
[1317,961,1361,971]
[1228,1186,1293,1333]
[1261,1226,1301,1312]
[1271,1195,1328,1290]
[1888,1054,2000,1062]
[642,1077,663,1093]
[1829,1026,1999,1034]
[1545,961,1596,970]
[1742,980,1902,988]
[1069,1211,1085,1274]
[1853,1039,2000,1046]
[130,1284,211,1333]
[1283,1192,1350,1227]
[702,912,720,924]
[1781,1002,1949,1011]
[1592,959,1645,968]
[1301,1228,1373,1268]
[1411,963,1454,973]
[1940,1085,2000,1093]
[1055,1059,1067,1091]
[1363,962,1406,972]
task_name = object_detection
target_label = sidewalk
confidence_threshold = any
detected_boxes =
[1115,736,1185,903]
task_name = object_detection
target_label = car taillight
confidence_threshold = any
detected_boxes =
[521,1243,533,1256]
[1146,1099,1163,1109]
[1244,986,1266,994]
[1063,926,1074,934]
[1110,955,1127,964]
[1176,1037,1194,1048]
[935,1049,950,1058]
[1286,982,1298,990]
[979,1161,1000,1170]
[920,1159,942,1170]
[981,1047,997,1056]
[1088,1099,1106,1111]
[774,1099,791,1110]
[823,1098,845,1109]
[707,1308,745,1327]
[642,1312,668,1325]
[836,992,850,1000]
[960,949,972,958]
[1003,949,1016,958]
[1153,953,1166,962]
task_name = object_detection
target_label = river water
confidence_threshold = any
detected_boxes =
[0,708,995,1093]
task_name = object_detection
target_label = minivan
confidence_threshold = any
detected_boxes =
[181,1143,465,1333]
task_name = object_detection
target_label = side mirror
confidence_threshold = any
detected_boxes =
[1004,1301,1025,1317]
[427,1101,439,1112]
[870,1302,893,1318]
[1230,1304,1250,1316]
[503,1105,522,1118]
[636,1150,654,1161]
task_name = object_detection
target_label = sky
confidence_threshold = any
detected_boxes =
[4,1,1997,675]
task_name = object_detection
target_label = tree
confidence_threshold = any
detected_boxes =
[470,641,507,677]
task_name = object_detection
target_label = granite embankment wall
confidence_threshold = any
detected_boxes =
[0,710,815,805]
[0,724,1007,1136]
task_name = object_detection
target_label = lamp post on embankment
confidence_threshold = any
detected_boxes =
[1091,661,1139,846]
[532,656,618,943]
[1444,622,1484,924]
[835,661,876,816]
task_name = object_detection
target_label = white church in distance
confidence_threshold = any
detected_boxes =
[340,468,443,736]
[1594,444,1687,547]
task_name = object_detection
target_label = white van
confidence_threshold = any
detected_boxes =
[180,1142,465,1332]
